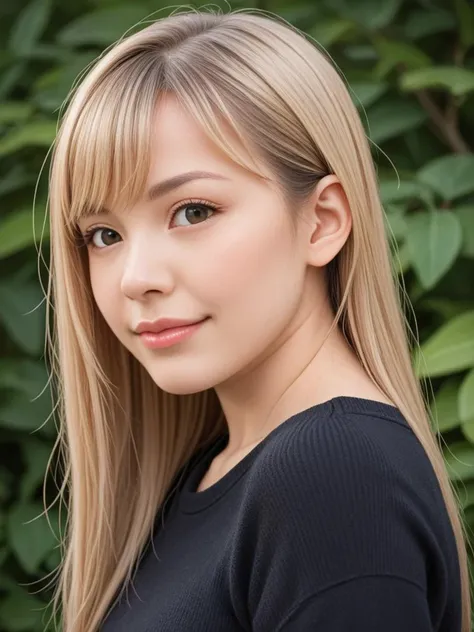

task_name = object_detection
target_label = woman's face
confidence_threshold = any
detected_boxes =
[78,94,319,396]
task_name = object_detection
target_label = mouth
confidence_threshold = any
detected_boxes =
[138,317,210,349]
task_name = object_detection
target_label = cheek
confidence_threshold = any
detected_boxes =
[89,260,122,332]
[198,213,300,326]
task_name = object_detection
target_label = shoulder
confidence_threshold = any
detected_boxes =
[235,401,440,591]
[248,400,422,504]
[244,400,446,537]
[229,401,456,630]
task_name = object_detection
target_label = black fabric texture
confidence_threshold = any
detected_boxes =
[101,396,461,631]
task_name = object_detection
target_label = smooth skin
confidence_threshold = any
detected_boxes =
[78,93,392,489]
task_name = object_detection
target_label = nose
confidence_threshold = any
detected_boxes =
[120,240,174,299]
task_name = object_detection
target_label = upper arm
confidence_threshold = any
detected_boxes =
[275,575,431,631]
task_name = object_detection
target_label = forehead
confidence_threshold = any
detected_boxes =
[150,95,247,180]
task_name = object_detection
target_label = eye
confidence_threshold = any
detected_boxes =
[80,227,122,249]
[170,199,219,228]
[79,199,220,250]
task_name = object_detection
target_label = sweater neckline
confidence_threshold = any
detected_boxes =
[178,395,408,514]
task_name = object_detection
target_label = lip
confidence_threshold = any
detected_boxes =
[138,318,209,349]
[135,316,208,335]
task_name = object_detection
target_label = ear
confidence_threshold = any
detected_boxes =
[301,174,352,267]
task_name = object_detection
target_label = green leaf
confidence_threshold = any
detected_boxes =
[57,5,149,46]
[0,389,52,431]
[417,154,474,201]
[400,66,474,97]
[308,18,355,48]
[0,121,56,157]
[344,45,378,62]
[454,0,474,50]
[0,586,45,631]
[0,165,34,197]
[0,358,48,397]
[384,204,407,240]
[460,368,474,424]
[32,52,98,112]
[275,5,318,28]
[421,298,474,321]
[366,98,426,143]
[7,503,57,575]
[443,441,474,481]
[404,8,456,39]
[0,206,49,259]
[43,544,61,572]
[26,43,69,62]
[0,278,45,355]
[458,480,474,509]
[325,0,402,30]
[414,311,474,378]
[8,0,53,58]
[456,206,474,257]
[0,102,33,124]
[0,466,15,502]
[391,240,411,275]
[461,422,474,443]
[379,179,423,204]
[350,82,388,109]
[405,210,462,289]
[0,61,27,101]
[0,574,18,592]
[430,378,461,433]
[373,37,431,78]
[20,439,51,500]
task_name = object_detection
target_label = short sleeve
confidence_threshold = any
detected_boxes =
[275,575,431,631]
[228,412,437,632]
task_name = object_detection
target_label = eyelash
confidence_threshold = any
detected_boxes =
[79,199,221,250]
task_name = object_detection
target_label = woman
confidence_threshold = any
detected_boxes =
[45,8,470,631]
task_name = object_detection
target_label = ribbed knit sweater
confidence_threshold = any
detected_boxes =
[101,396,462,631]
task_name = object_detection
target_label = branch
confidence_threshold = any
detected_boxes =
[414,89,471,154]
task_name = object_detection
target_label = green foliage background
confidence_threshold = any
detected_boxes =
[1,0,474,629]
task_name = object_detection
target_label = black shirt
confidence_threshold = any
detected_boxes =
[101,396,462,631]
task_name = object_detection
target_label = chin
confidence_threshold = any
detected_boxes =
[156,382,210,396]
[143,352,241,396]
[146,366,219,396]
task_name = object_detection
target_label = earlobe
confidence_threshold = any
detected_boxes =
[307,175,352,267]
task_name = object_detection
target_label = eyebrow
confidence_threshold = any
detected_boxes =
[91,170,230,217]
[146,170,230,201]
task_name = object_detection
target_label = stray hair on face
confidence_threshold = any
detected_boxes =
[44,8,471,632]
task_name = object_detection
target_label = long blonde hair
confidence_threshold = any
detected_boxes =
[45,7,472,631]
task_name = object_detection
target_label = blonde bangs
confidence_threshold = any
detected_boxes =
[60,13,317,236]
[63,55,162,229]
